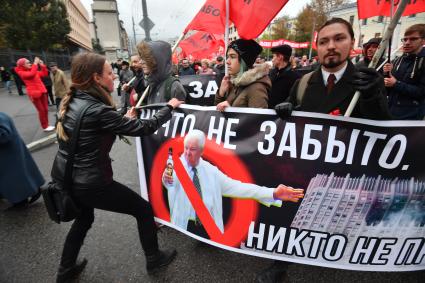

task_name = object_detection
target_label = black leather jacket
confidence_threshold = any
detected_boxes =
[51,91,172,189]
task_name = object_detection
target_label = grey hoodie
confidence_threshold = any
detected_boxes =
[143,41,186,105]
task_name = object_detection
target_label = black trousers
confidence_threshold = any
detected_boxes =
[15,81,24,96]
[45,85,55,105]
[60,181,159,267]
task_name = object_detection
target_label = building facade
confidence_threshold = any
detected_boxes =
[92,0,123,61]
[63,0,93,52]
[330,2,425,53]
[291,173,424,257]
[228,24,239,42]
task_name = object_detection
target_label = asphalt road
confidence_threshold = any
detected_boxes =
[0,82,424,282]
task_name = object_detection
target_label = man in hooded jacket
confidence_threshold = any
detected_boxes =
[137,41,186,105]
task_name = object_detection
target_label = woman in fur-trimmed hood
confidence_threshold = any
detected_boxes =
[137,41,186,105]
[215,39,271,110]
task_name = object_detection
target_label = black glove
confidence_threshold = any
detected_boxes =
[351,67,384,98]
[274,102,294,120]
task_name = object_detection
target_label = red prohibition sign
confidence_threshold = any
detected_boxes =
[149,137,259,247]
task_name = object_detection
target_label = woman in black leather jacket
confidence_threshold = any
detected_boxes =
[51,52,183,282]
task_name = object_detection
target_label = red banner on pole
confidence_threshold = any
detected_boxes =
[357,0,425,19]
[184,0,226,35]
[185,0,290,40]
[178,31,225,61]
[259,39,310,49]
[230,0,289,39]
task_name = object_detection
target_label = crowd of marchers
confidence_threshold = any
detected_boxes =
[0,18,424,283]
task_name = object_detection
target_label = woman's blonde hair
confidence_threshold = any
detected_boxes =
[201,59,210,67]
[56,52,115,141]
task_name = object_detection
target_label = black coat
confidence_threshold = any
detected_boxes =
[387,48,425,120]
[287,60,391,120]
[51,91,172,189]
[132,70,146,95]
[1,70,11,81]
[268,65,300,109]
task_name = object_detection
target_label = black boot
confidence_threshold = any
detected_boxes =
[255,261,289,283]
[146,248,177,273]
[29,189,41,204]
[56,258,87,283]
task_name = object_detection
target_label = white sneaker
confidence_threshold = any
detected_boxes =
[43,125,55,132]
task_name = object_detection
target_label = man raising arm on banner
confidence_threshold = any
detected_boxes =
[162,130,304,238]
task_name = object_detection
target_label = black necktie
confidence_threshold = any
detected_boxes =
[327,74,336,94]
[192,167,202,223]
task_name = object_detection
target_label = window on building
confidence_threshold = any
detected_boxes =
[349,15,354,25]
[377,16,384,23]
[408,14,416,18]
[375,33,381,38]
[362,19,367,25]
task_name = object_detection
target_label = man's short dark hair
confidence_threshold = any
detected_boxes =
[405,24,425,38]
[316,17,355,43]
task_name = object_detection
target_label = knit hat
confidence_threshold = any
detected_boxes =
[271,44,292,58]
[228,39,263,68]
[363,37,382,48]
[16,58,28,67]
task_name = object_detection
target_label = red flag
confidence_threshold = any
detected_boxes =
[357,0,425,19]
[179,31,225,61]
[230,0,289,39]
[184,0,226,34]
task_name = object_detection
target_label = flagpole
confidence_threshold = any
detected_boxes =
[224,0,229,76]
[308,17,316,60]
[387,0,394,67]
[344,0,409,117]
[172,32,186,53]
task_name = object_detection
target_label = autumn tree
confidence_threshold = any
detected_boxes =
[293,0,349,55]
[0,0,71,50]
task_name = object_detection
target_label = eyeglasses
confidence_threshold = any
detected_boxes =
[401,37,423,43]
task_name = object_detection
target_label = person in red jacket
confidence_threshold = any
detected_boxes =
[15,57,54,131]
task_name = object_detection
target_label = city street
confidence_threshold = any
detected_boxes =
[0,83,424,282]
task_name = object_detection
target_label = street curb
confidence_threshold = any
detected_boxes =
[27,133,57,152]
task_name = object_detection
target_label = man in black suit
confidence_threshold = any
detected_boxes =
[257,17,391,283]
[277,18,391,121]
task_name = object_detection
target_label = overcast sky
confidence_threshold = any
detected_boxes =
[81,0,309,41]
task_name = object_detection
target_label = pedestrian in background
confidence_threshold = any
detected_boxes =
[9,63,25,96]
[49,62,69,110]
[118,60,133,114]
[0,112,42,210]
[38,60,55,105]
[14,57,55,131]
[0,66,12,94]
[52,52,182,282]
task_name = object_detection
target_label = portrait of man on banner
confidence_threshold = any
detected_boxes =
[161,129,304,238]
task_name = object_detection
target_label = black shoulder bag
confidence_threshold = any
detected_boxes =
[41,103,93,223]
